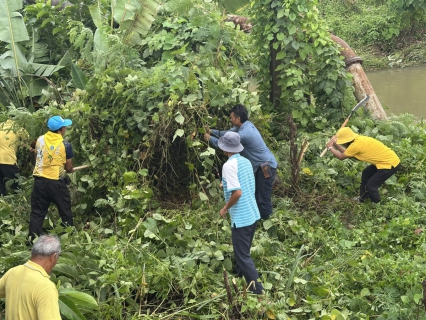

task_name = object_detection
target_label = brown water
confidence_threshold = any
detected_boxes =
[366,66,426,119]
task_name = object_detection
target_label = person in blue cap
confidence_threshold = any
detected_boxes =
[29,116,75,239]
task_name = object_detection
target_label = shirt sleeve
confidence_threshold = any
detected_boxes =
[344,143,359,157]
[222,159,240,191]
[236,126,249,145]
[211,129,226,138]
[210,127,238,149]
[36,285,62,320]
[63,141,73,159]
[209,135,219,149]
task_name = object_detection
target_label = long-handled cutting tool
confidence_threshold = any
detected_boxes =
[320,95,370,157]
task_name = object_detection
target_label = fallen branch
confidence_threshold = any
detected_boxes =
[302,246,322,268]
[223,269,241,319]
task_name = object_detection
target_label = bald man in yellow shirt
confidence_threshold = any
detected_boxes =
[326,127,400,203]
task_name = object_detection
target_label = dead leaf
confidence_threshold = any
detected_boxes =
[266,309,276,319]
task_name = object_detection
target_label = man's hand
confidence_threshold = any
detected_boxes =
[204,125,211,134]
[326,135,337,148]
[204,133,211,142]
[219,207,228,219]
[29,140,37,153]
[331,135,338,147]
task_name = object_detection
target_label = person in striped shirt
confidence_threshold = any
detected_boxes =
[205,104,277,220]
[218,131,263,294]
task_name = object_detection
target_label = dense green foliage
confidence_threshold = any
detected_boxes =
[250,0,354,129]
[3,114,426,319]
[318,0,426,69]
[1,0,426,319]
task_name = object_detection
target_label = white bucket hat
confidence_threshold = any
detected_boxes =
[218,132,244,153]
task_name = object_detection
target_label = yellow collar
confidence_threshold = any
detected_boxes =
[24,260,50,278]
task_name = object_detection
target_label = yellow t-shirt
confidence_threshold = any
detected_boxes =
[33,132,67,180]
[0,120,28,165]
[0,260,61,320]
[344,135,400,169]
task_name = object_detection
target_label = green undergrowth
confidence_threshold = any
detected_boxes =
[2,114,426,319]
[2,190,426,319]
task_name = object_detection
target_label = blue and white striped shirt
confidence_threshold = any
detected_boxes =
[222,154,260,228]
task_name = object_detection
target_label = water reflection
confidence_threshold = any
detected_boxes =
[366,66,426,119]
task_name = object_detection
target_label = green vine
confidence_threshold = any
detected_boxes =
[250,0,354,131]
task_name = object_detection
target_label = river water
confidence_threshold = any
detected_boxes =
[366,66,426,119]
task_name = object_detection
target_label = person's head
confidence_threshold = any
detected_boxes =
[47,116,72,136]
[336,127,358,147]
[230,104,249,127]
[218,131,244,157]
[31,235,61,274]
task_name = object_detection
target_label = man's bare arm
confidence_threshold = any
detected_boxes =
[219,189,242,218]
[65,159,74,173]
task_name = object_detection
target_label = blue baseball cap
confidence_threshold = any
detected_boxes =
[47,116,72,131]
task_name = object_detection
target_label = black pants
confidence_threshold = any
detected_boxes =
[232,221,263,294]
[29,177,73,238]
[255,166,277,219]
[0,164,20,196]
[360,164,400,203]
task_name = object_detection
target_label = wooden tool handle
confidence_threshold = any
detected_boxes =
[320,118,350,157]
[73,165,90,171]
[320,146,328,157]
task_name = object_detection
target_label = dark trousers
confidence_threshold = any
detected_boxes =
[29,177,73,238]
[232,221,263,294]
[360,164,400,203]
[0,164,20,196]
[255,166,277,219]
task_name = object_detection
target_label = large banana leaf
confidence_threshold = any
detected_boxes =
[26,30,49,64]
[0,0,29,43]
[0,44,28,77]
[0,0,29,78]
[71,63,88,89]
[0,0,65,111]
[0,47,64,77]
[113,0,160,46]
[89,2,104,29]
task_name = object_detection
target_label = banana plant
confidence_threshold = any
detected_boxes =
[88,0,249,49]
[89,0,161,47]
[0,0,66,111]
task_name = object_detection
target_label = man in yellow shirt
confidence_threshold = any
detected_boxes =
[326,127,400,203]
[0,120,28,196]
[29,115,75,239]
[0,235,62,319]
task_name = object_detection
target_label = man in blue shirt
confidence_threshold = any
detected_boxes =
[205,104,277,219]
[218,131,263,294]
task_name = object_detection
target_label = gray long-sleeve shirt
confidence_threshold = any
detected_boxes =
[209,121,277,171]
